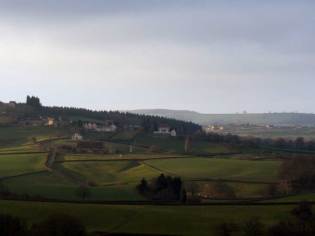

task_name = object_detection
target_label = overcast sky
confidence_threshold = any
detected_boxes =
[0,0,314,113]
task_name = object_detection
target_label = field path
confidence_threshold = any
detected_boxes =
[45,149,85,186]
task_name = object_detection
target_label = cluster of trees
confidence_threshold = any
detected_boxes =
[21,96,201,135]
[0,214,86,236]
[26,96,41,108]
[196,132,315,152]
[137,174,185,201]
[217,202,315,236]
[280,157,315,193]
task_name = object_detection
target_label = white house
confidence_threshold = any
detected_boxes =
[83,122,98,130]
[170,129,177,137]
[154,124,171,134]
[101,120,117,132]
[84,121,117,133]
[96,124,117,132]
[203,125,224,133]
[154,124,176,136]
[72,133,83,141]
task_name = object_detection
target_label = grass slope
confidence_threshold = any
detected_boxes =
[60,160,159,185]
[0,126,69,147]
[144,157,281,182]
[0,153,46,177]
[0,200,293,235]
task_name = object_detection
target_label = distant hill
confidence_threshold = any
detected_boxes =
[131,109,315,126]
[0,101,201,135]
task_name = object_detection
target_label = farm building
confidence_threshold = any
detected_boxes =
[83,122,98,130]
[83,121,117,132]
[72,133,83,141]
[97,121,117,132]
[154,124,176,136]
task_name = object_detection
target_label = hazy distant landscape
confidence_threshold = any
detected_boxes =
[1,98,315,235]
[1,0,315,235]
[132,109,315,126]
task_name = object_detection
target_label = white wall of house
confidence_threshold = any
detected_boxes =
[72,133,83,141]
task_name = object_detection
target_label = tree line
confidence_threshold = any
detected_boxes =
[137,174,185,202]
[195,132,315,152]
[20,96,201,135]
[279,157,315,194]
[217,201,315,236]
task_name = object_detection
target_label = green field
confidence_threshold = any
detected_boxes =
[62,153,189,161]
[59,160,158,185]
[144,158,280,182]
[134,134,238,153]
[0,152,282,200]
[0,126,312,235]
[60,156,281,185]
[0,200,294,235]
[0,144,39,153]
[3,171,143,201]
[0,126,69,146]
[0,153,46,177]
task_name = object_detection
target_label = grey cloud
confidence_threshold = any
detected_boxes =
[0,0,314,112]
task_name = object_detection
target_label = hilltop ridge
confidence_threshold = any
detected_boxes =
[131,109,315,126]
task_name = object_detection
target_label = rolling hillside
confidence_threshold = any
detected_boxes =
[131,109,315,126]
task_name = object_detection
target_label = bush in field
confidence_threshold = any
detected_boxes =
[0,214,28,236]
[0,182,10,196]
[200,182,236,199]
[242,217,265,236]
[137,178,149,195]
[280,157,315,192]
[31,214,86,236]
[137,174,183,201]
[217,222,239,236]
[268,202,315,236]
[75,184,91,200]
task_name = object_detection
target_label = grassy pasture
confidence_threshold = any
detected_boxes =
[0,200,293,235]
[0,153,46,177]
[60,160,159,186]
[191,180,269,198]
[0,151,282,200]
[48,156,281,200]
[111,131,139,141]
[62,153,189,162]
[0,144,39,153]
[3,171,143,201]
[144,157,281,182]
[134,134,238,154]
[0,126,69,147]
[265,193,315,203]
[104,141,149,153]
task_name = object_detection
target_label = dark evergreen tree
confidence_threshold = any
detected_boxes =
[0,214,28,236]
